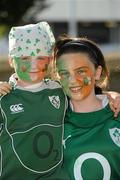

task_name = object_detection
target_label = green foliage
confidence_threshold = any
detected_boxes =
[0,0,47,26]
[0,25,8,38]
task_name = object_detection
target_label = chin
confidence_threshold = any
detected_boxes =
[30,76,43,82]
[71,92,87,101]
[71,96,83,102]
[31,79,42,84]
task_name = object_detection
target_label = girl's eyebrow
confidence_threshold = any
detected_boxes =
[36,56,44,60]
[58,69,68,73]
[20,56,47,61]
[74,66,88,71]
[36,56,49,60]
[21,56,30,60]
[58,66,89,73]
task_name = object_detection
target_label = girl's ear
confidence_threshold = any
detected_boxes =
[95,65,102,80]
[8,57,14,68]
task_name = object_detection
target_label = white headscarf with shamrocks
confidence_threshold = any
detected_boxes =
[9,22,55,57]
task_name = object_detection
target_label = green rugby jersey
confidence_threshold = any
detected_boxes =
[63,97,120,180]
[0,80,69,180]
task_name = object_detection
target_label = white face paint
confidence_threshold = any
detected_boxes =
[74,152,111,180]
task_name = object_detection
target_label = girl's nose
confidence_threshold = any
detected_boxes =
[31,60,37,69]
[69,75,77,84]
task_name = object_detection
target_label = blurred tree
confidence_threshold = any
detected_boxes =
[0,0,48,37]
[0,0,48,26]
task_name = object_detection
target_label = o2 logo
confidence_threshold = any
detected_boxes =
[74,152,111,180]
[11,128,62,173]
[33,130,59,161]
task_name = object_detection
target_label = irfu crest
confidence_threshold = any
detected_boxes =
[109,128,120,147]
[49,96,60,109]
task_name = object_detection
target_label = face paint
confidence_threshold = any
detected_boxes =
[83,76,92,86]
[57,53,96,101]
[14,56,50,83]
[57,59,71,97]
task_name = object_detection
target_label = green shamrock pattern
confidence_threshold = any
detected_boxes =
[9,22,55,57]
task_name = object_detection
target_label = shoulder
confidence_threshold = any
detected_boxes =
[105,105,120,125]
[114,113,120,123]
[0,89,18,102]
[44,79,62,89]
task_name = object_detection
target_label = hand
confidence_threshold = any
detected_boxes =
[106,92,120,118]
[0,81,12,96]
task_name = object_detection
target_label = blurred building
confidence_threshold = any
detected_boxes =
[36,0,120,44]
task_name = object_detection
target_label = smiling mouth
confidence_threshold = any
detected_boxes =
[70,86,82,93]
[29,71,41,73]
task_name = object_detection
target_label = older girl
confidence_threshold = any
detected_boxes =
[55,36,120,179]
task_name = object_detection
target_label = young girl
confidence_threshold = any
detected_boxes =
[0,22,69,180]
[55,36,120,179]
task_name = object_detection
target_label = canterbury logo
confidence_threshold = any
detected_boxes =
[10,104,24,114]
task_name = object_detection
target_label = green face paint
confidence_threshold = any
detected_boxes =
[57,59,72,97]
[60,73,71,97]
[14,57,31,81]
[83,76,92,86]
[13,56,50,83]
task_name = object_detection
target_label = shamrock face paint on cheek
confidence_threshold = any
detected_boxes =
[83,76,92,86]
[14,56,50,83]
[74,67,94,99]
[76,70,92,86]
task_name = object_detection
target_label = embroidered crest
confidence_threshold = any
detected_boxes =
[109,128,120,147]
[49,96,60,109]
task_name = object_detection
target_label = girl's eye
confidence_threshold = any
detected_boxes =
[22,59,30,62]
[76,69,87,75]
[21,56,31,61]
[59,72,70,78]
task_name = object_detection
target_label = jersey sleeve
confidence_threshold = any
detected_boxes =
[0,98,4,136]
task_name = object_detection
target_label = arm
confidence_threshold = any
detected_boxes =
[0,99,4,136]
[0,82,12,96]
[105,91,120,117]
[0,82,120,117]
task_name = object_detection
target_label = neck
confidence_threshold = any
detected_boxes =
[71,94,103,113]
[17,79,43,87]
